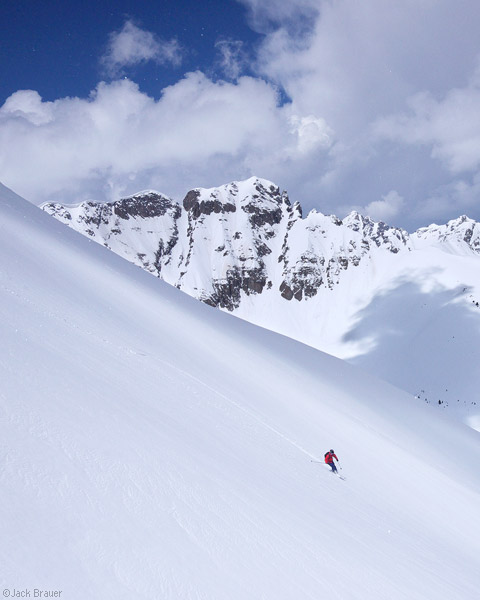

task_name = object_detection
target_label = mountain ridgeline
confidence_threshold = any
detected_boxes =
[41,177,480,311]
[41,177,480,429]
[4,180,480,600]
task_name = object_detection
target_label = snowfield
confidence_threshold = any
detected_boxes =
[42,177,480,430]
[1,183,480,599]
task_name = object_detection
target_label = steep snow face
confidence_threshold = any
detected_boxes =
[43,190,183,277]
[3,184,480,600]
[175,177,291,309]
[43,177,293,310]
[42,177,419,308]
[42,179,480,313]
[42,178,480,429]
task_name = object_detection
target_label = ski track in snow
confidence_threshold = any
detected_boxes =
[158,356,318,461]
[1,184,480,599]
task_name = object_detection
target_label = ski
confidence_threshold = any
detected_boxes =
[311,460,346,480]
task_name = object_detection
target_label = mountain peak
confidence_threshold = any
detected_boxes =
[120,189,167,200]
[41,177,480,311]
[415,213,480,254]
[36,176,480,432]
[4,177,480,599]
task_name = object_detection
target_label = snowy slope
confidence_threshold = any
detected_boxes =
[2,183,480,599]
[42,178,480,429]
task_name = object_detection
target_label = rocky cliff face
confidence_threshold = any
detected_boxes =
[42,177,480,313]
[40,179,480,430]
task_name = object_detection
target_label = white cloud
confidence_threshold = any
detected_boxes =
[339,190,406,223]
[0,74,333,204]
[215,40,247,80]
[3,3,480,229]
[101,20,182,77]
[415,175,480,222]
[374,78,480,174]
[250,0,480,136]
[1,90,54,125]
[363,190,405,223]
[261,1,480,226]
[238,0,320,32]
[288,114,333,154]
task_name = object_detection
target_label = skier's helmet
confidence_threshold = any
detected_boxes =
[330,449,334,453]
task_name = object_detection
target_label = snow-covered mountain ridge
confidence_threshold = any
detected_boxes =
[3,182,480,600]
[42,177,480,428]
[42,177,480,309]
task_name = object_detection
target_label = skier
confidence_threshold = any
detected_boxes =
[324,449,339,473]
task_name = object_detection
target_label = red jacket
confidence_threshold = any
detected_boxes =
[325,452,338,464]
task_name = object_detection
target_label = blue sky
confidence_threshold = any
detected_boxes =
[1,0,261,101]
[2,0,480,230]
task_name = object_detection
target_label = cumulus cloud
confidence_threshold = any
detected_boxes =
[0,74,334,204]
[3,3,480,230]
[235,0,480,228]
[339,190,405,223]
[362,190,405,223]
[100,20,182,77]
[251,0,480,133]
[288,115,333,154]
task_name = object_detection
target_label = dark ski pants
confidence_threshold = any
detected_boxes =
[327,462,337,473]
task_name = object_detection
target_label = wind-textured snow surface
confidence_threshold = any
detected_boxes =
[2,183,480,599]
